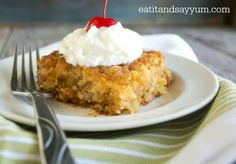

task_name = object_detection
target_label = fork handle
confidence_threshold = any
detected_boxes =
[31,94,75,164]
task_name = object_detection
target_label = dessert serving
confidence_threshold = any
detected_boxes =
[37,0,172,115]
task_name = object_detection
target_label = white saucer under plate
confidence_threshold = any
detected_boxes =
[0,41,219,132]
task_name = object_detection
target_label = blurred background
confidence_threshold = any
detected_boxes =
[0,0,235,26]
[0,0,235,82]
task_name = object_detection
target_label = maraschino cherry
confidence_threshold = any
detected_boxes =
[86,0,117,32]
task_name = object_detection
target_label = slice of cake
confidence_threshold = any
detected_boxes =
[38,51,172,115]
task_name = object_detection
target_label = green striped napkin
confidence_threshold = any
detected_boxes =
[0,77,235,164]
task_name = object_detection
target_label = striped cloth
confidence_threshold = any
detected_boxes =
[0,77,235,164]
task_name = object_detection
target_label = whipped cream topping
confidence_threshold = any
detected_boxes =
[58,22,143,67]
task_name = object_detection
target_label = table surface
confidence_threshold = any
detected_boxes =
[0,24,235,82]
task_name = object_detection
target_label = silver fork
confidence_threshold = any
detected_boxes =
[11,45,75,164]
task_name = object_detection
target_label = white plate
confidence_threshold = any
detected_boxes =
[0,41,219,132]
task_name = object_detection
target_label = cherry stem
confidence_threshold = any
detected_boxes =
[102,0,108,18]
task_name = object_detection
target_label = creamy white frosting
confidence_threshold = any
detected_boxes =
[58,22,143,67]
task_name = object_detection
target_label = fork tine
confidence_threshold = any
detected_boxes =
[21,45,27,89]
[11,44,18,90]
[29,45,36,90]
[36,44,40,61]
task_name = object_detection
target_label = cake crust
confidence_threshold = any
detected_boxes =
[37,51,172,115]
